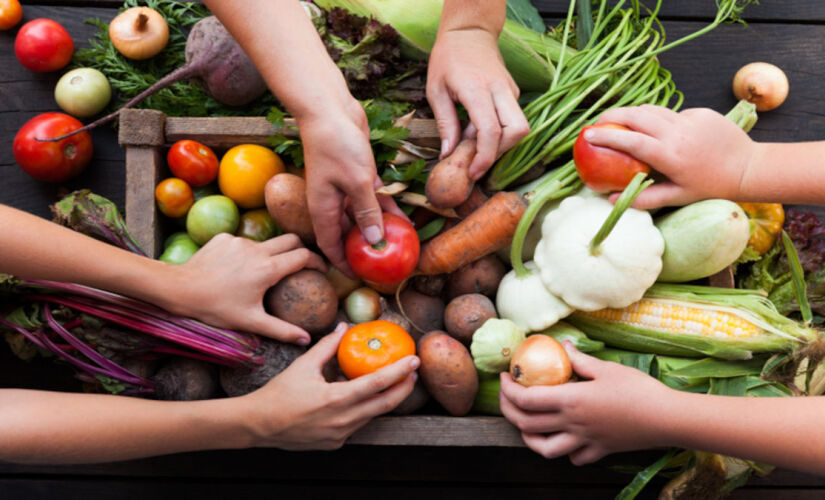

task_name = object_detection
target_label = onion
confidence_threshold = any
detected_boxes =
[109,7,169,60]
[509,335,572,387]
[732,62,789,112]
[327,265,362,299]
[345,287,382,324]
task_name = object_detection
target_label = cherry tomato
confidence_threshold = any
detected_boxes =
[345,213,420,285]
[167,140,219,187]
[0,0,23,31]
[337,320,416,379]
[14,19,74,72]
[13,112,93,182]
[155,178,195,218]
[573,123,651,193]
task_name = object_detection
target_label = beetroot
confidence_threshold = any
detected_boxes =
[49,16,267,141]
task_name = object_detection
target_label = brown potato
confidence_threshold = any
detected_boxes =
[444,293,497,344]
[264,173,315,245]
[418,331,478,416]
[425,139,476,209]
[392,379,430,415]
[266,269,337,338]
[446,254,506,299]
[397,289,445,338]
[411,273,447,297]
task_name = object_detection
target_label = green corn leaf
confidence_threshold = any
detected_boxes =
[664,358,765,379]
[782,230,813,325]
[616,449,679,500]
[592,348,654,374]
[506,0,546,33]
[709,375,749,396]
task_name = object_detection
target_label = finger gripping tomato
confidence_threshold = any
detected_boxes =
[573,123,650,193]
[345,213,420,285]
[337,320,416,379]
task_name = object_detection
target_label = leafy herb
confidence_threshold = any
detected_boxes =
[416,218,445,242]
[382,159,427,184]
[266,107,304,166]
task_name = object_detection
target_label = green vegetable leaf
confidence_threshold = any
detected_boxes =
[416,218,445,241]
[506,0,546,33]
[382,159,427,184]
[96,375,127,395]
[266,107,304,166]
[616,449,679,500]
[708,375,749,396]
[52,190,145,256]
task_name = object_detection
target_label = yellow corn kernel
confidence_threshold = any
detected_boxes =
[583,299,764,340]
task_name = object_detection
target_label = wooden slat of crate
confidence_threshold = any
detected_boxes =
[119,108,522,447]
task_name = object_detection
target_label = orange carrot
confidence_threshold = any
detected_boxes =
[425,139,477,209]
[417,191,526,275]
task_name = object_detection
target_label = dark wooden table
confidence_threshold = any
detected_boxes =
[3,1,825,498]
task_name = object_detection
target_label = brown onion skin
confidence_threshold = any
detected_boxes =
[509,335,572,387]
[732,62,789,112]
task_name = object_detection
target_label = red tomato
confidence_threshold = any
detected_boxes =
[167,140,219,187]
[14,19,74,72]
[0,0,23,31]
[13,112,93,182]
[573,123,650,193]
[345,213,420,285]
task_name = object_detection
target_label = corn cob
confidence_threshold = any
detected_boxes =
[567,284,822,360]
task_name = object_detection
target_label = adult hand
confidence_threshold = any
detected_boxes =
[299,103,405,275]
[168,233,325,345]
[586,105,756,208]
[499,342,671,465]
[242,323,419,450]
[427,28,529,180]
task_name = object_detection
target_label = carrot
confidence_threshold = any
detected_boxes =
[425,139,477,209]
[417,191,526,275]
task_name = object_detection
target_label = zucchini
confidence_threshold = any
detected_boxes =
[655,200,750,282]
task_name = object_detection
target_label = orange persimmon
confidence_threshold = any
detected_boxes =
[337,320,416,379]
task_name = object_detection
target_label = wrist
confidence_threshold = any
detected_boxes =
[294,99,368,142]
[735,141,767,201]
[291,92,363,127]
[438,0,505,37]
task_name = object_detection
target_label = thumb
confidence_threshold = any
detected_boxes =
[349,178,385,245]
[301,322,349,370]
[562,341,605,380]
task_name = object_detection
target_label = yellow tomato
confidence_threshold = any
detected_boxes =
[218,145,284,209]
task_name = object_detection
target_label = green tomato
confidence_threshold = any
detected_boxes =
[192,183,219,202]
[54,68,112,118]
[236,209,280,242]
[186,195,240,245]
[159,234,200,265]
[164,231,192,248]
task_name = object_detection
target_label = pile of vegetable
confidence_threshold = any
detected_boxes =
[7,0,825,498]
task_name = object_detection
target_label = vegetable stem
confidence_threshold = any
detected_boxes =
[588,172,652,253]
[781,230,813,325]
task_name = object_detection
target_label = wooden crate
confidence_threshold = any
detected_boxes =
[119,108,524,448]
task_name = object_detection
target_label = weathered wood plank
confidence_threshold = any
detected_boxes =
[348,415,525,447]
[125,147,162,257]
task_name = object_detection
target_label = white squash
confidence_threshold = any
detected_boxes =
[534,193,664,311]
[496,261,573,331]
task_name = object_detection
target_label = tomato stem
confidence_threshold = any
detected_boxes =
[371,239,388,251]
[367,338,382,351]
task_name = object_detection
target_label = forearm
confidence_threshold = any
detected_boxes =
[0,205,176,308]
[0,389,252,463]
[740,141,825,204]
[653,389,825,474]
[204,0,358,122]
[439,0,506,35]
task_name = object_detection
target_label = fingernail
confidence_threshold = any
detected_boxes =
[297,336,310,346]
[441,139,450,157]
[363,225,382,245]
[583,130,595,141]
[409,357,420,370]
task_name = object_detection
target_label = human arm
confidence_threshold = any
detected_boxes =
[0,324,419,463]
[0,204,323,344]
[499,343,825,475]
[427,0,529,178]
[203,0,402,274]
[582,104,825,208]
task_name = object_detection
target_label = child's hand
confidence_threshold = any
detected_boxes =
[168,233,327,345]
[241,323,419,450]
[584,105,756,208]
[499,342,672,465]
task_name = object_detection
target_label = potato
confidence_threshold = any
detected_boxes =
[418,331,478,416]
[397,289,445,338]
[265,173,315,245]
[447,254,506,299]
[425,139,476,208]
[266,269,337,337]
[411,273,447,297]
[220,339,306,397]
[444,293,497,344]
